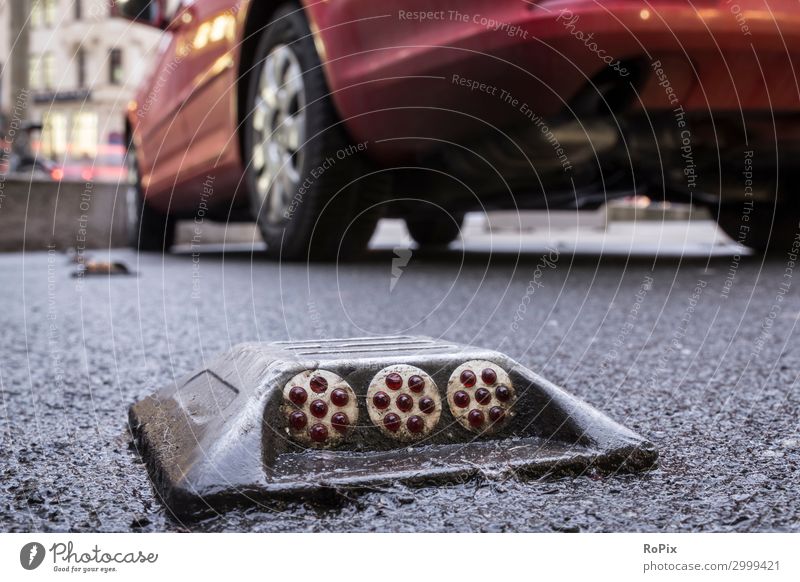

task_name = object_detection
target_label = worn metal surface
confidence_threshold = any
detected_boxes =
[130,337,656,516]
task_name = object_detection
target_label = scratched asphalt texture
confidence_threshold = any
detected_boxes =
[1,236,798,532]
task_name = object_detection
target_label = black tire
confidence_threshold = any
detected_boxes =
[125,140,175,252]
[243,3,381,261]
[716,202,800,254]
[406,212,464,247]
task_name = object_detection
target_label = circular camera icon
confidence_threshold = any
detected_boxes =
[20,542,46,570]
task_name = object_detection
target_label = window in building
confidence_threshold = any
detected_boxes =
[30,2,43,28]
[29,56,41,90]
[75,0,82,20]
[109,49,123,85]
[42,112,68,158]
[44,0,57,27]
[76,47,87,88]
[42,52,55,89]
[72,112,99,158]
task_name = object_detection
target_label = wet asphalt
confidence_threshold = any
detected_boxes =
[1,229,798,532]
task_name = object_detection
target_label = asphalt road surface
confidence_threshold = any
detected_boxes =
[1,219,798,532]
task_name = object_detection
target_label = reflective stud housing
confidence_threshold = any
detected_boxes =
[129,336,657,516]
[367,364,442,441]
[447,360,516,434]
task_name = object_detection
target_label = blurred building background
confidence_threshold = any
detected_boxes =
[1,0,161,180]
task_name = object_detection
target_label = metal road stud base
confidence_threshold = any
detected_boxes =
[129,336,658,516]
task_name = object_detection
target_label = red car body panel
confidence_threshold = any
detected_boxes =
[127,0,800,213]
[130,0,243,213]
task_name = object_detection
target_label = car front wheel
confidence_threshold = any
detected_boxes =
[243,3,381,261]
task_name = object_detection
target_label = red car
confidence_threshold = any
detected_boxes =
[118,0,800,258]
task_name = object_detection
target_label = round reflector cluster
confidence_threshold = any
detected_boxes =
[283,370,358,447]
[447,360,515,433]
[367,365,442,441]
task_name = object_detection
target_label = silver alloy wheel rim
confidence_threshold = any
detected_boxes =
[251,43,306,224]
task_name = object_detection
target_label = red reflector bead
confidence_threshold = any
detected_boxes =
[396,394,413,412]
[384,413,401,432]
[407,416,424,434]
[481,368,497,385]
[495,385,511,402]
[331,412,349,433]
[408,375,425,393]
[310,423,328,442]
[310,399,328,418]
[475,388,491,405]
[289,386,307,406]
[419,397,435,414]
[331,389,349,407]
[488,406,505,423]
[309,375,328,393]
[289,411,307,430]
[453,390,470,408]
[468,409,485,428]
[373,391,390,409]
[385,373,403,390]
[460,370,476,387]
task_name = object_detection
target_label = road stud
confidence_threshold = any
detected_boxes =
[129,336,657,516]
